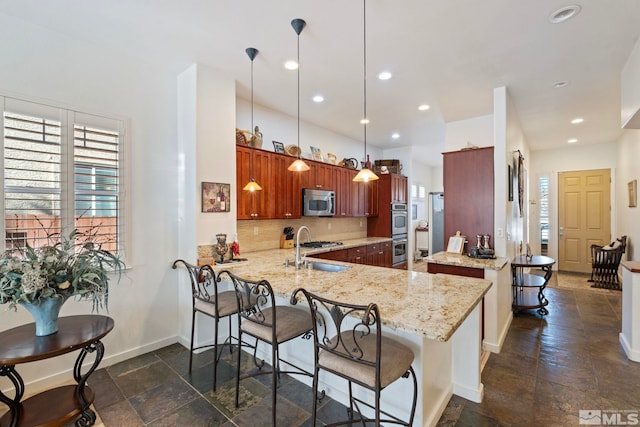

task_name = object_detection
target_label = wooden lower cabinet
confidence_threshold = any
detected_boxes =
[310,241,392,268]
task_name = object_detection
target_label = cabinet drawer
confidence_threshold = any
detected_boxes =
[348,246,365,257]
[367,243,381,254]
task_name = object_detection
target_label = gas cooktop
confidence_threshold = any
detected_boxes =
[299,241,344,249]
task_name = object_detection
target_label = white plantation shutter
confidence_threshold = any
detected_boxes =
[2,96,126,257]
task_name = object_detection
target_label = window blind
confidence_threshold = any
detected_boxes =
[2,97,125,257]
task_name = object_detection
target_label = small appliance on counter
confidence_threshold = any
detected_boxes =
[280,226,295,249]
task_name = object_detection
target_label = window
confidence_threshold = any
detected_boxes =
[2,96,126,258]
[539,175,550,255]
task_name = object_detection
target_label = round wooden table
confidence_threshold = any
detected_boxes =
[511,255,556,315]
[0,315,114,427]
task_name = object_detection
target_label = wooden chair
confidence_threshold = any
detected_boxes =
[217,270,313,426]
[171,259,239,391]
[589,236,627,290]
[291,287,417,427]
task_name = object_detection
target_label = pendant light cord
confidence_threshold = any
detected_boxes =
[363,0,367,163]
[297,30,301,159]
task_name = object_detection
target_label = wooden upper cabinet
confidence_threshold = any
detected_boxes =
[270,152,301,219]
[302,161,335,191]
[391,174,408,203]
[443,146,494,244]
[365,179,378,217]
[237,146,380,219]
[335,168,354,217]
[236,146,271,219]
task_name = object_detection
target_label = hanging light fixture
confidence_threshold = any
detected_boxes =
[353,0,379,183]
[242,47,263,192]
[287,18,310,172]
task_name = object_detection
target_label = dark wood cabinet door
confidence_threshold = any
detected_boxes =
[390,174,407,203]
[301,161,335,191]
[335,168,353,217]
[271,153,301,219]
[236,146,271,219]
[351,178,365,217]
[443,146,494,244]
[365,179,378,217]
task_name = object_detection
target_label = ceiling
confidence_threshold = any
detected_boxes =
[3,0,640,165]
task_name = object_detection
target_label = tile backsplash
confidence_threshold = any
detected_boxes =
[236,217,367,253]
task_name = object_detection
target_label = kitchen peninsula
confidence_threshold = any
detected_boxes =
[214,243,492,426]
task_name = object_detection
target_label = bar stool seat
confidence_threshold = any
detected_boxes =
[291,287,417,427]
[241,306,312,343]
[320,332,414,389]
[217,270,313,426]
[172,259,240,392]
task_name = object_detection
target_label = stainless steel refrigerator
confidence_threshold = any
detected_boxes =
[429,192,445,254]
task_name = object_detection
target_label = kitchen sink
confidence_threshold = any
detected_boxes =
[309,262,350,272]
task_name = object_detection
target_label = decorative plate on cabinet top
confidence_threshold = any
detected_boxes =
[285,145,301,157]
[326,152,337,164]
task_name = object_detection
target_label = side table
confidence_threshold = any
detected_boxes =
[511,255,556,315]
[0,315,114,427]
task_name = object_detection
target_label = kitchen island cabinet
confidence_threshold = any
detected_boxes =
[209,248,491,427]
[426,251,511,353]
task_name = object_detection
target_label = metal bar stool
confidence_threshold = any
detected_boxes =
[171,259,239,391]
[217,270,314,426]
[291,287,417,427]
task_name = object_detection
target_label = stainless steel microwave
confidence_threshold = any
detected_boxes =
[303,188,335,217]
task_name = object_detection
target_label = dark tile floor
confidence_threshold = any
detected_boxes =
[89,272,639,426]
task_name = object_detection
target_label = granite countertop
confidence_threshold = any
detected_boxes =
[426,251,509,271]
[214,240,492,342]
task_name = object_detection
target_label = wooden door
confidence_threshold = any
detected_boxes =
[236,147,270,219]
[558,169,611,273]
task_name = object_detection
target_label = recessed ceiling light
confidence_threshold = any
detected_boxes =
[284,60,298,70]
[418,104,430,111]
[378,71,392,81]
[312,95,324,103]
[391,132,400,140]
[568,138,578,144]
[360,118,370,124]
[571,117,584,124]
[553,80,569,89]
[549,5,581,24]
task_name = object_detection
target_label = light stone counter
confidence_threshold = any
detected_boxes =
[218,246,492,342]
[201,241,492,426]
[426,251,509,271]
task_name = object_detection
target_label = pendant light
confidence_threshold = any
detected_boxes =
[242,47,263,192]
[287,18,310,172]
[353,0,379,183]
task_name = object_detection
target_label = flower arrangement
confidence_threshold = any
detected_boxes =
[0,227,125,312]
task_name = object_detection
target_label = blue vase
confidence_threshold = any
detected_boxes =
[19,296,68,336]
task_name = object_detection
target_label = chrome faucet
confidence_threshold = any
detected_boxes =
[295,226,312,269]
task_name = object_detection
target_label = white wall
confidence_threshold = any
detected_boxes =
[529,142,618,263]
[236,98,382,166]
[0,13,181,390]
[616,130,640,260]
[445,115,494,152]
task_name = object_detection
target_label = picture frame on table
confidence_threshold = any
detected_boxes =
[273,141,285,154]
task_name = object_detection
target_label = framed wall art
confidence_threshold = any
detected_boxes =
[628,179,637,208]
[202,182,231,213]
